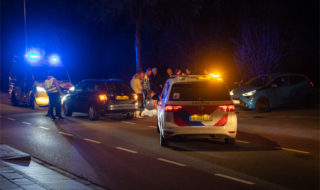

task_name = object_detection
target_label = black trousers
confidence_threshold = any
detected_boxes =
[48,93,61,118]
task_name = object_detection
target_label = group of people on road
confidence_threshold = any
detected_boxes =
[44,67,191,120]
[130,67,191,116]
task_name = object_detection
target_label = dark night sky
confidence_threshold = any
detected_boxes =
[0,0,319,89]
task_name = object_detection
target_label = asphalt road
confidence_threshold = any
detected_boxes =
[0,97,319,190]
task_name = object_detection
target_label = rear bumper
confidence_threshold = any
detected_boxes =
[162,113,237,138]
[101,102,139,113]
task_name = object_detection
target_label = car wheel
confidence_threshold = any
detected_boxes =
[88,105,99,120]
[11,92,19,106]
[225,138,235,145]
[30,95,39,110]
[156,121,160,134]
[255,97,270,112]
[160,133,168,147]
[63,103,72,116]
[304,94,318,108]
[126,112,134,119]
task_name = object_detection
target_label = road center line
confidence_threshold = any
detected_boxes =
[280,147,310,154]
[157,158,186,167]
[236,140,249,144]
[7,117,16,121]
[58,132,73,137]
[116,147,138,154]
[39,126,50,130]
[214,173,255,185]
[21,122,31,125]
[84,138,101,144]
[121,121,136,125]
[147,125,157,129]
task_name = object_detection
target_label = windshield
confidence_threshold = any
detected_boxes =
[245,75,274,87]
[169,81,230,101]
[32,66,70,81]
[95,81,133,94]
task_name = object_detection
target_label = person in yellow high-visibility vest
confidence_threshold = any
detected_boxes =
[45,71,63,120]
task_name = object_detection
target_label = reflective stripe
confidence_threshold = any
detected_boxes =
[45,78,58,93]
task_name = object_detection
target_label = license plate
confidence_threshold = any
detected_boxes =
[116,96,129,100]
[232,100,240,104]
[190,114,212,121]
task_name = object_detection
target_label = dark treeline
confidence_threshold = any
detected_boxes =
[1,0,318,88]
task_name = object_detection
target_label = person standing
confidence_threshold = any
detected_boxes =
[185,68,191,75]
[165,68,173,82]
[176,69,182,75]
[150,67,162,96]
[130,71,144,117]
[45,71,63,120]
[142,68,152,108]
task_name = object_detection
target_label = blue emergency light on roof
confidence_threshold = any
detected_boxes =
[25,50,41,63]
[49,54,60,64]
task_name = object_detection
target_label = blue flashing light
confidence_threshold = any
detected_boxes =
[25,51,41,63]
[49,54,60,64]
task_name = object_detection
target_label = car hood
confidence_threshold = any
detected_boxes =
[232,85,259,96]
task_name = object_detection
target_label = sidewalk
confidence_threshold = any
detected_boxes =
[0,145,106,190]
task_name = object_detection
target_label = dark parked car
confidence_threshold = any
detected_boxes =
[62,79,139,120]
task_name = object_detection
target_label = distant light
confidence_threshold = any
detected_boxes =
[69,86,75,91]
[209,73,220,78]
[25,50,41,63]
[49,54,60,64]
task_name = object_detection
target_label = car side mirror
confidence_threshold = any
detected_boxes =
[271,84,278,88]
[152,95,159,101]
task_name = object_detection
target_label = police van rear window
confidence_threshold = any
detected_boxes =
[169,81,230,101]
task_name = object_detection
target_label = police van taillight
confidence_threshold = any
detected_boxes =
[218,105,235,112]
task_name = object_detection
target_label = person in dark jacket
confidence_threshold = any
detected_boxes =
[150,67,162,96]
[164,68,173,82]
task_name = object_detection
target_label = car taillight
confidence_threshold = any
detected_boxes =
[218,105,235,112]
[165,105,183,112]
[133,94,138,101]
[305,76,314,87]
[99,94,107,101]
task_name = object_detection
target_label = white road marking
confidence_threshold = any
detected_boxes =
[116,147,138,154]
[214,173,255,185]
[281,147,310,154]
[58,132,73,137]
[157,158,186,167]
[121,121,136,125]
[39,126,50,130]
[21,122,31,125]
[236,140,249,144]
[84,138,101,144]
[147,125,157,129]
[7,117,16,121]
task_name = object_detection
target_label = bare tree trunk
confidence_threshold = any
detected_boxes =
[135,18,142,72]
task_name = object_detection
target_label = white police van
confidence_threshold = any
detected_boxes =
[157,75,237,146]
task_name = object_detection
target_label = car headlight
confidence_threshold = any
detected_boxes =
[242,90,256,97]
[61,95,67,103]
[69,86,75,91]
[229,90,234,96]
[36,86,46,92]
